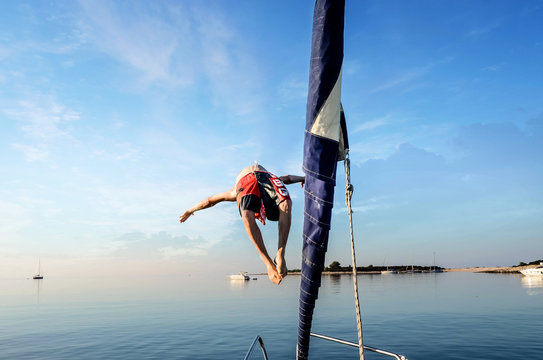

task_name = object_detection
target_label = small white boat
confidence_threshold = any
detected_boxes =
[520,263,543,277]
[381,268,397,275]
[381,255,396,274]
[229,272,250,280]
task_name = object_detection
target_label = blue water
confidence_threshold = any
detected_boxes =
[1,272,542,359]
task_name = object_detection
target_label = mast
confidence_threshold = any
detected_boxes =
[33,257,43,279]
[297,1,347,358]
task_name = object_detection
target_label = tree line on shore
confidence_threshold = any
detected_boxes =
[286,259,543,274]
[287,260,444,273]
[518,259,543,266]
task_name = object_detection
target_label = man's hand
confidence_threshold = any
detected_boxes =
[279,175,305,187]
[179,209,193,223]
[179,190,236,224]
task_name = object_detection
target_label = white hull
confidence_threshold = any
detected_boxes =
[520,268,543,276]
[229,272,250,280]
[381,270,397,275]
[520,263,543,277]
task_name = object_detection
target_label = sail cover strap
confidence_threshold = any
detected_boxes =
[297,1,346,359]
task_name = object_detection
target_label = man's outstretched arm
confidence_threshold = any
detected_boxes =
[179,188,236,223]
[279,175,305,186]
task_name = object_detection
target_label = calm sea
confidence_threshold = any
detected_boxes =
[1,272,542,359]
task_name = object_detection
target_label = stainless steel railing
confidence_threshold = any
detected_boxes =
[244,335,269,360]
[244,333,406,360]
[311,332,408,360]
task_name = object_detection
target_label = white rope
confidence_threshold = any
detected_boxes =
[345,153,364,360]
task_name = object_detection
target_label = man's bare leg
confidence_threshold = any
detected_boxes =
[241,209,282,285]
[276,199,292,278]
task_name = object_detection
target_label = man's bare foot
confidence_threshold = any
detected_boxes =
[266,262,282,285]
[275,255,288,278]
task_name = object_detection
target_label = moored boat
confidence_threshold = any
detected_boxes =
[520,263,543,277]
[33,258,44,279]
[229,272,250,280]
[381,270,397,275]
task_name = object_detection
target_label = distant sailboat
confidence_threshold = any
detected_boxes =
[381,269,397,275]
[381,266,397,275]
[406,253,420,273]
[406,263,421,273]
[430,252,443,273]
[33,258,44,279]
[381,255,397,274]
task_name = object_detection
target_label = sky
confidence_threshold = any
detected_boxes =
[1,0,542,278]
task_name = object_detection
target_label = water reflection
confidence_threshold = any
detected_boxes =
[228,278,251,290]
[34,278,42,305]
[329,274,342,293]
[521,276,543,295]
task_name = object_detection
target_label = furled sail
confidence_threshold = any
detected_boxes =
[297,0,347,359]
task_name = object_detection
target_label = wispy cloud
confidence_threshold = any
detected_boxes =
[77,0,193,85]
[334,197,393,214]
[111,142,143,162]
[110,232,209,261]
[0,10,86,59]
[3,95,80,161]
[482,63,504,72]
[348,133,409,163]
[370,64,432,94]
[192,7,264,117]
[26,29,87,55]
[343,59,362,76]
[77,1,266,118]
[278,77,307,102]
[466,21,503,40]
[352,114,391,134]
[4,98,79,140]
[0,44,12,60]
[0,200,29,236]
[11,144,49,162]
[220,141,256,152]
[77,240,128,259]
[159,246,207,259]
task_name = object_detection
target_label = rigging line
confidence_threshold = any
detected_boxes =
[345,153,365,360]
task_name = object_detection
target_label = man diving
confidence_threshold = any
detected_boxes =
[179,163,305,285]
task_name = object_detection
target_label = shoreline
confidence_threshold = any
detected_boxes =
[445,265,531,273]
[280,265,536,276]
[252,264,541,277]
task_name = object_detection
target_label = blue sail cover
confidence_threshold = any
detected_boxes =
[297,1,347,359]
